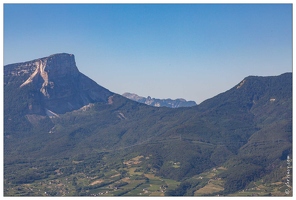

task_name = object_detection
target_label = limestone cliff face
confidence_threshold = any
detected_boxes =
[20,54,79,97]
[5,53,113,115]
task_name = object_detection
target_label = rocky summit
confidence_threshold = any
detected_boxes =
[4,53,292,196]
[122,92,197,108]
[4,53,113,115]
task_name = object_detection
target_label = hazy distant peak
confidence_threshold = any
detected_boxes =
[122,92,146,102]
[122,92,197,108]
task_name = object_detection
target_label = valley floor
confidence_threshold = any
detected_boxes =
[4,154,291,197]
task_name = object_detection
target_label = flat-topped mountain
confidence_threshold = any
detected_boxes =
[122,92,197,108]
[4,53,113,116]
[4,53,292,196]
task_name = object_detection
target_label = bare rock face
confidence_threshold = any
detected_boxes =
[20,54,79,97]
[5,53,113,115]
[122,92,197,108]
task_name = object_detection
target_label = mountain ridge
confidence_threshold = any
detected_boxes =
[122,92,197,108]
[4,53,292,196]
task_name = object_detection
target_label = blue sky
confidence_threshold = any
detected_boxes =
[4,4,292,103]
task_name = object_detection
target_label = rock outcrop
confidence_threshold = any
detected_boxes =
[4,53,113,115]
[122,92,197,108]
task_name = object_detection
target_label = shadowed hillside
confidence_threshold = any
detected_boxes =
[4,54,292,196]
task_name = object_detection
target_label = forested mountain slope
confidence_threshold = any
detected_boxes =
[4,54,292,196]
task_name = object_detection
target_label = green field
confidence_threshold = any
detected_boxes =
[5,155,181,196]
[4,154,290,197]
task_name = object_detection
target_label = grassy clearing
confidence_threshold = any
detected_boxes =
[192,166,227,196]
[230,180,292,196]
[194,181,224,195]
[144,173,156,179]
[128,167,142,176]
[162,178,179,188]
[149,179,163,185]
[150,191,164,196]
[149,184,161,191]
[90,179,104,186]
[169,161,181,168]
[104,170,118,177]
[123,156,144,166]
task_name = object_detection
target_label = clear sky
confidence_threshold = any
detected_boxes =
[4,4,292,104]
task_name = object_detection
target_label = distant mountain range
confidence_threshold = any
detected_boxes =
[122,92,197,108]
[4,53,292,196]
